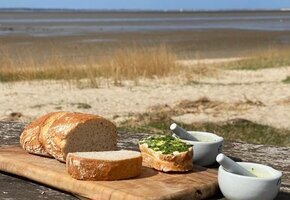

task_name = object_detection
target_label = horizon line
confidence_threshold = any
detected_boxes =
[0,7,290,12]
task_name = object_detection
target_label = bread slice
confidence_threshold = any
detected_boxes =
[66,150,142,181]
[139,135,193,172]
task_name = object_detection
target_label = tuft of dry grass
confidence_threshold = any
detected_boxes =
[0,45,180,85]
[283,76,290,83]
[98,45,179,82]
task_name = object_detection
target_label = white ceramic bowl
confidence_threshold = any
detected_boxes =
[174,131,224,166]
[218,162,282,200]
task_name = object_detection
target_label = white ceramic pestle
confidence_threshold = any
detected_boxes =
[170,123,198,141]
[216,153,256,177]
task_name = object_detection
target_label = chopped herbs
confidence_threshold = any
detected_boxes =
[139,135,192,154]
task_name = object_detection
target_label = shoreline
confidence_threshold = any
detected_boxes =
[1,10,290,59]
[1,29,290,65]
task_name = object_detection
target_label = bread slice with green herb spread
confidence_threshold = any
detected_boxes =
[139,135,193,172]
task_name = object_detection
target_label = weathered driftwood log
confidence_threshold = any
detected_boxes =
[0,121,289,200]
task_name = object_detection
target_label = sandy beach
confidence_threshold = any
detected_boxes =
[1,61,290,130]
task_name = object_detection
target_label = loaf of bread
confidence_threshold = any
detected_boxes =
[20,112,117,162]
[38,111,68,157]
[139,135,193,172]
[66,150,142,181]
[19,112,57,157]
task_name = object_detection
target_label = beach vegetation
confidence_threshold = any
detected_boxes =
[224,48,290,70]
[120,114,290,147]
[282,76,290,83]
[119,97,290,147]
[0,45,180,84]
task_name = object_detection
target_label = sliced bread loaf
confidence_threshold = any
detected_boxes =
[20,112,117,162]
[38,111,68,155]
[43,112,117,162]
[19,112,59,157]
[66,150,142,181]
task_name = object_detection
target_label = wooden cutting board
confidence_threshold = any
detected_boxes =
[0,146,219,200]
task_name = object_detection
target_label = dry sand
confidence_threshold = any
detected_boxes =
[1,61,290,130]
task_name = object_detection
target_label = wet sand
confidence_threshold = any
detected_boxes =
[2,28,290,66]
[1,10,290,61]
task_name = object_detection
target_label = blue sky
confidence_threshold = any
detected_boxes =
[0,0,290,10]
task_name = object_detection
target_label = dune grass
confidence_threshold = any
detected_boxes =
[1,43,290,85]
[224,48,290,70]
[98,45,179,82]
[0,45,180,85]
[283,76,290,83]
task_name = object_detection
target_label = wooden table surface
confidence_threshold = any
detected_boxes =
[0,121,289,200]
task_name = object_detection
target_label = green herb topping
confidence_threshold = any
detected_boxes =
[139,135,192,154]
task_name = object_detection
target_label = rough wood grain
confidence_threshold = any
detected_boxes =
[0,121,289,200]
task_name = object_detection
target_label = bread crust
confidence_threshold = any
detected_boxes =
[139,143,193,172]
[39,111,69,160]
[66,151,142,181]
[39,112,68,146]
[43,112,117,162]
[20,111,117,162]
[20,113,55,157]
